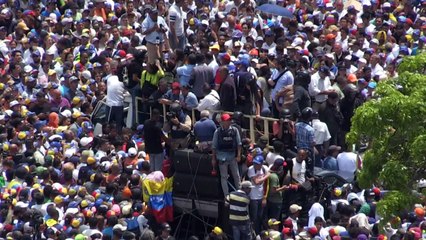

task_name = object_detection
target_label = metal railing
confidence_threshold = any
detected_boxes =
[134,96,279,144]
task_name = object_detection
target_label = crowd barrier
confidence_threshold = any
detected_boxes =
[134,97,279,144]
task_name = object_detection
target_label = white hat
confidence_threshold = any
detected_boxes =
[80,137,94,147]
[362,0,371,6]
[48,134,63,142]
[121,37,130,44]
[370,39,379,45]
[325,2,333,8]
[10,100,20,108]
[358,58,367,64]
[113,224,127,231]
[291,37,304,47]
[383,2,391,8]
[65,207,79,216]
[122,205,132,215]
[289,204,302,214]
[201,19,209,26]
[95,16,104,23]
[344,55,352,61]
[81,70,91,80]
[61,17,73,24]
[128,147,137,157]
[24,65,33,73]
[48,13,58,23]
[61,109,72,118]
[304,21,317,30]
[325,53,334,59]
[100,161,111,171]
[347,192,360,202]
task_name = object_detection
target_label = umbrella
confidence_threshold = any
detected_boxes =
[256,4,294,19]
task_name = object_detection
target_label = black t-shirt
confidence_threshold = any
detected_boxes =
[143,119,164,154]
[127,60,143,89]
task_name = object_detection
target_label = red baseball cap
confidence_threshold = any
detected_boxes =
[221,113,231,121]
[172,82,180,94]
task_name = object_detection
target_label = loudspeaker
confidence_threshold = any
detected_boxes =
[174,149,212,176]
[173,172,223,200]
[173,197,220,218]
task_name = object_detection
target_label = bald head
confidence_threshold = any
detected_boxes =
[200,110,210,118]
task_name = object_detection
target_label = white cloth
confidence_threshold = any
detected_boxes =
[106,75,126,107]
[247,165,269,200]
[312,119,331,145]
[308,72,332,103]
[308,202,325,227]
[336,152,357,175]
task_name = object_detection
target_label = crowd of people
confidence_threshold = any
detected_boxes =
[0,0,425,239]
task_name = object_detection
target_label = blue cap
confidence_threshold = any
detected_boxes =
[232,30,243,39]
[253,155,264,165]
[400,46,409,54]
[368,81,377,89]
[265,29,274,36]
[68,201,79,208]
[319,66,330,75]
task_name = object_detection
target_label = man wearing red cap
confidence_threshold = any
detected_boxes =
[212,113,242,197]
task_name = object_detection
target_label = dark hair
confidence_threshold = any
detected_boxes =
[188,53,197,65]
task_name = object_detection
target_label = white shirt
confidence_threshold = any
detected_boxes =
[141,15,168,44]
[168,4,184,37]
[197,90,220,118]
[308,72,332,103]
[370,63,385,79]
[247,165,269,200]
[336,152,357,174]
[106,75,126,107]
[271,69,294,101]
[291,158,306,184]
[312,119,331,145]
[23,47,45,65]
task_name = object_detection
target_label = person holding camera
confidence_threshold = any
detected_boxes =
[163,103,192,150]
[142,7,168,64]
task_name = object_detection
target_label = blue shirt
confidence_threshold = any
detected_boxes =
[194,118,217,142]
[176,64,195,86]
[295,121,315,150]
[323,156,339,170]
[271,70,294,101]
[179,92,198,111]
[102,227,113,238]
[212,126,242,162]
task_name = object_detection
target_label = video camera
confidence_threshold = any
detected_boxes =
[166,112,177,121]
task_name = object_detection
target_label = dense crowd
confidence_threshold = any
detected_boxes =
[0,0,425,239]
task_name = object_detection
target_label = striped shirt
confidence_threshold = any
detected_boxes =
[295,121,315,150]
[229,190,250,225]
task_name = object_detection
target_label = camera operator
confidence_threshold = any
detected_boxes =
[163,103,192,150]
[272,109,296,159]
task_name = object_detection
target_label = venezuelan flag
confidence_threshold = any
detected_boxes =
[143,172,174,223]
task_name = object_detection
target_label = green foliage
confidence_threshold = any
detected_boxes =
[348,53,426,220]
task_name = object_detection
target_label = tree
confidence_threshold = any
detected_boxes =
[347,53,426,222]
